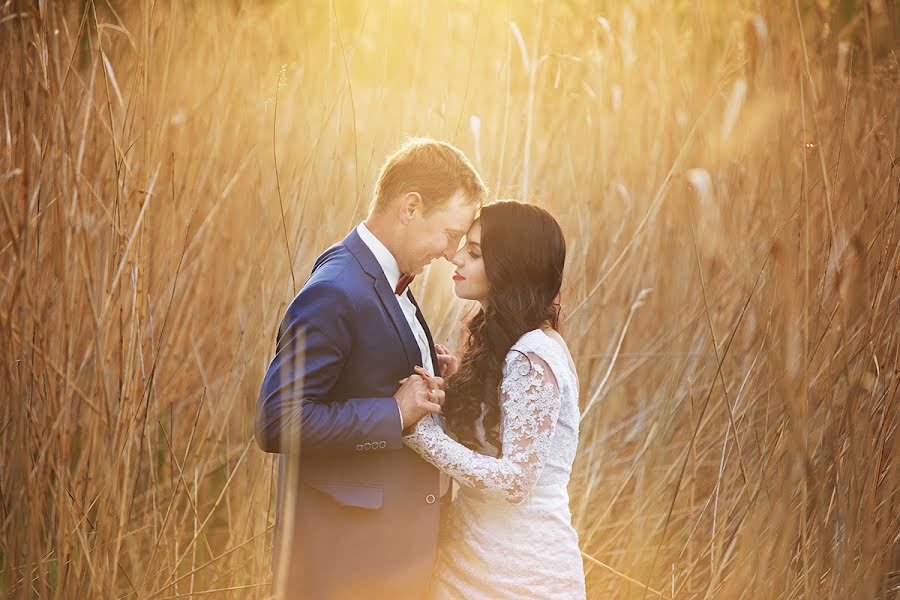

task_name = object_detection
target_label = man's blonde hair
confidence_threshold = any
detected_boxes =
[371,137,487,215]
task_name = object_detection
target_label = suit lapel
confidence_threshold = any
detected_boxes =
[373,277,422,372]
[344,228,422,372]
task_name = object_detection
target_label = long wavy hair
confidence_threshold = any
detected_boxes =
[443,200,567,451]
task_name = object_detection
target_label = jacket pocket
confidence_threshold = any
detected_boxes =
[305,480,383,510]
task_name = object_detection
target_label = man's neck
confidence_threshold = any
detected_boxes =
[363,215,401,260]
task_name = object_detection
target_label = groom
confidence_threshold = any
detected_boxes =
[254,138,486,599]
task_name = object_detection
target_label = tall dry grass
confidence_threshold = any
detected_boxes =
[1,0,898,598]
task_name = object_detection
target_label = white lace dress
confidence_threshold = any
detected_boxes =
[403,329,586,599]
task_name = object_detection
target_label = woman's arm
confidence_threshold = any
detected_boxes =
[403,352,561,504]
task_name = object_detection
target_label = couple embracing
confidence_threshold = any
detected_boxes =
[254,138,586,599]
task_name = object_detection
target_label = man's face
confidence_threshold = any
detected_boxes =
[397,190,478,275]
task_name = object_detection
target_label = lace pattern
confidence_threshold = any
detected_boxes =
[405,329,585,598]
[404,351,560,503]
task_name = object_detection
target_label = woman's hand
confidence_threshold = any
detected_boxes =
[400,369,446,406]
[435,343,460,378]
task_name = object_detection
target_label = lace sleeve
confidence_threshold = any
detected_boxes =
[403,351,561,504]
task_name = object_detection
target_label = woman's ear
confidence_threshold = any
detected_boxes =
[399,192,422,225]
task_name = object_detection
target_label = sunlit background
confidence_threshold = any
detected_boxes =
[2,0,899,598]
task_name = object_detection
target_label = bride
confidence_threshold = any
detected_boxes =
[402,200,586,598]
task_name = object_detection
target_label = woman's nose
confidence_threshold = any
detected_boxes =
[449,250,464,267]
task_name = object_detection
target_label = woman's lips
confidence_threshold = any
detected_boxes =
[453,273,465,281]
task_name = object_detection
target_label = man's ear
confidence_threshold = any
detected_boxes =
[398,192,422,225]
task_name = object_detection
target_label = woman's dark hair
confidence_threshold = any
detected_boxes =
[443,200,566,451]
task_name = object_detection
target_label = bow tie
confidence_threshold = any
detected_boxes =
[394,273,415,296]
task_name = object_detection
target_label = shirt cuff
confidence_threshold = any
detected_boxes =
[396,401,404,430]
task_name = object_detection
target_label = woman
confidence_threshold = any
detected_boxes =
[402,200,586,598]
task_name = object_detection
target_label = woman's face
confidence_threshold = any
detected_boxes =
[450,219,489,304]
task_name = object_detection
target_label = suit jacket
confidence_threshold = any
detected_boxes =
[254,227,443,600]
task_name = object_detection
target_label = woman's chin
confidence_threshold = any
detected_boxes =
[452,282,471,300]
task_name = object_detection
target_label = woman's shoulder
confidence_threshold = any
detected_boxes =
[509,328,550,352]
[505,328,572,377]
[510,327,566,353]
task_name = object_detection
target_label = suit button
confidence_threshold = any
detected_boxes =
[364,442,372,450]
[379,441,387,449]
[355,444,363,451]
[425,494,436,504]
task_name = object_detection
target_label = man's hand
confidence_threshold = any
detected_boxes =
[401,367,446,396]
[435,343,460,378]
[394,374,442,432]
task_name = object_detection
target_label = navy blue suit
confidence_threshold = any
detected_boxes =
[255,227,442,599]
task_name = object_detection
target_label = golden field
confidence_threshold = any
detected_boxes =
[1,1,898,598]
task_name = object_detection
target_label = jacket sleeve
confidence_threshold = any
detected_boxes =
[254,279,403,454]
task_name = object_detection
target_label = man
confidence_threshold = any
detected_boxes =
[254,137,487,599]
